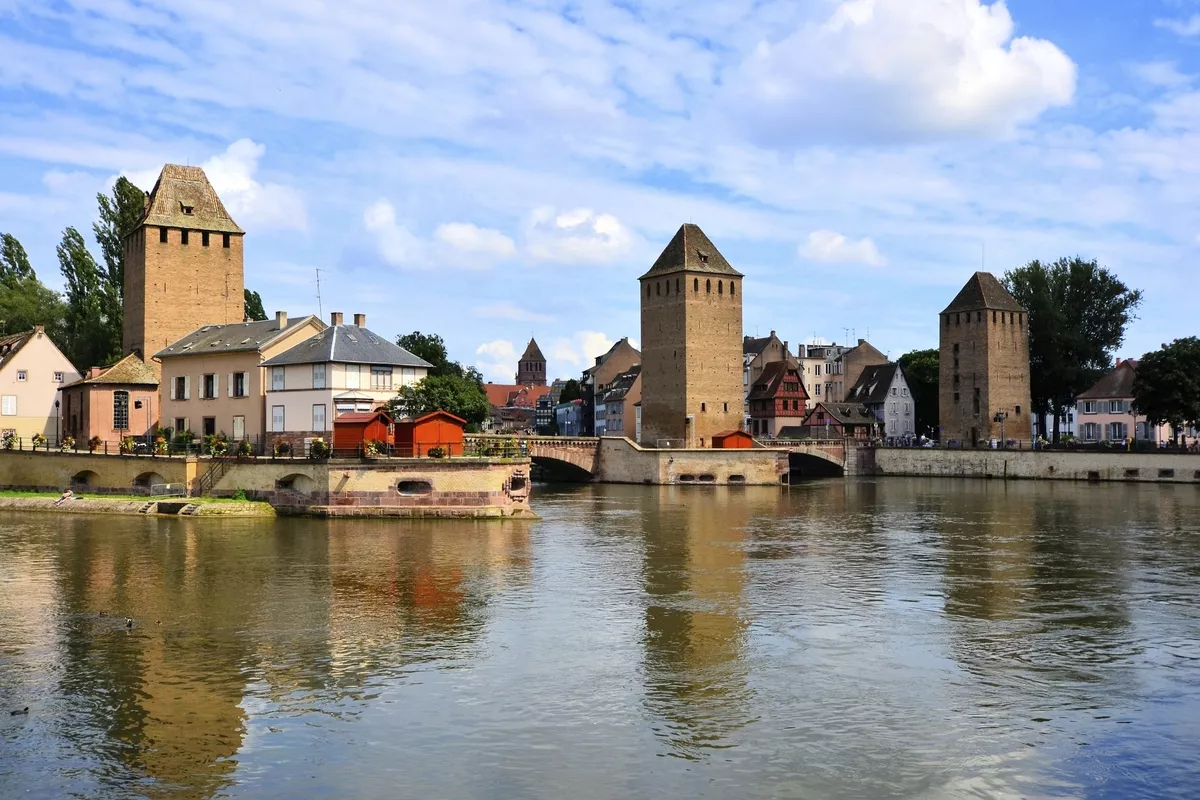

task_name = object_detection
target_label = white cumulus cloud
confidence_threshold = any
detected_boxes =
[549,331,617,370]
[475,339,519,383]
[364,201,514,269]
[524,206,635,264]
[800,230,886,266]
[473,302,554,323]
[200,139,308,231]
[725,0,1077,143]
[435,222,516,258]
[364,199,426,267]
[1155,15,1200,38]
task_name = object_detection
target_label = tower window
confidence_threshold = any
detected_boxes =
[944,315,949,329]
[222,233,231,248]
[693,278,698,293]
[730,282,735,296]
[706,280,711,294]
[647,283,651,298]
[159,227,168,243]
[1010,312,1015,324]
[675,278,680,294]
[656,282,661,296]
[180,203,194,215]
[976,311,981,322]
[718,280,723,295]
[181,229,189,245]
[1016,405,1022,416]
[953,343,959,354]
[992,311,997,323]
[723,402,728,412]
[202,231,210,247]
[701,403,706,412]
[955,313,960,325]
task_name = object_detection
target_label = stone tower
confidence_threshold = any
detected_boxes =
[515,338,547,386]
[123,165,245,365]
[938,272,1032,445]
[640,224,744,448]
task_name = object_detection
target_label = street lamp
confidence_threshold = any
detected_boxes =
[54,398,60,447]
[993,410,1009,448]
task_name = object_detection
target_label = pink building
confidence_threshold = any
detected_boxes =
[1075,359,1170,443]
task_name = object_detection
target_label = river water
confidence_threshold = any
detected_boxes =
[2,479,1200,799]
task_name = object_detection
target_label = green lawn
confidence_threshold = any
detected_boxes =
[0,490,264,504]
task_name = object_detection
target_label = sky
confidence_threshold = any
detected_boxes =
[1,0,1199,383]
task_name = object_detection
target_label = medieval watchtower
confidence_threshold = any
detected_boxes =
[515,337,547,386]
[938,272,1032,445]
[122,165,245,364]
[639,224,744,448]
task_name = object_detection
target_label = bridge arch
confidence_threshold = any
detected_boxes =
[781,440,847,479]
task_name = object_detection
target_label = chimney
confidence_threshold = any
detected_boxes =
[330,312,343,326]
[770,330,776,338]
[275,311,287,328]
[858,338,866,346]
[353,313,366,327]
[34,324,44,336]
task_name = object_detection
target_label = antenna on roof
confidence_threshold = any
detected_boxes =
[981,240,985,271]
[315,268,323,318]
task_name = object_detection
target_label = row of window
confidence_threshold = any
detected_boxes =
[1080,400,1127,414]
[1081,422,1128,441]
[887,418,914,434]
[270,364,406,391]
[9,370,65,383]
[698,402,730,413]
[647,278,737,297]
[171,373,250,400]
[159,227,232,248]
[944,310,1025,327]
[887,402,912,416]
[750,399,803,413]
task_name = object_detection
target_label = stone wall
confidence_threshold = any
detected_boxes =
[939,306,1032,445]
[875,447,1200,484]
[0,451,197,494]
[596,437,787,485]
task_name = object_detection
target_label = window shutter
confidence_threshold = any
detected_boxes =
[242,372,249,395]
[212,374,220,399]
[169,379,177,401]
[228,373,234,397]
[183,376,191,400]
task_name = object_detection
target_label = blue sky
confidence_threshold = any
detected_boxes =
[1,0,1198,382]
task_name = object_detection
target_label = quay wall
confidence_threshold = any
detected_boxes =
[0,451,198,494]
[596,437,788,485]
[875,448,1200,484]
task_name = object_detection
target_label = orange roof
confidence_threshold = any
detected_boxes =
[484,383,552,408]
[334,410,393,424]
[414,410,467,426]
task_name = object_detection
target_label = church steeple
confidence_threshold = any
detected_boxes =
[516,337,547,386]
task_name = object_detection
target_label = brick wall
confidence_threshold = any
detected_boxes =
[939,307,1032,444]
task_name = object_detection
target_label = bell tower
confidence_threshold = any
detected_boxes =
[123,164,245,367]
[639,224,743,448]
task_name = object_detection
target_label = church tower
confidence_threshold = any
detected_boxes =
[122,165,245,365]
[938,272,1032,445]
[639,224,743,448]
[515,338,547,386]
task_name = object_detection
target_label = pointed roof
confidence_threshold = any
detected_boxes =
[1077,359,1139,400]
[846,363,900,405]
[747,360,808,403]
[135,164,244,234]
[942,272,1024,314]
[156,315,321,359]
[63,353,159,388]
[640,223,743,279]
[520,338,546,362]
[261,324,433,368]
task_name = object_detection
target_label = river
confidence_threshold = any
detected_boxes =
[2,478,1200,798]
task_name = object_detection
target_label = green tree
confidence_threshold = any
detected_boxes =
[244,289,267,321]
[58,227,120,369]
[91,177,143,351]
[558,378,581,403]
[1004,257,1143,441]
[1133,337,1200,444]
[897,349,939,437]
[388,373,491,431]
[1,233,35,285]
[397,331,455,376]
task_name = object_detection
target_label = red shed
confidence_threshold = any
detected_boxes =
[711,429,754,449]
[332,409,394,455]
[394,410,466,457]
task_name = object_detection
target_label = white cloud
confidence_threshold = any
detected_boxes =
[800,230,886,266]
[435,222,516,258]
[473,302,554,323]
[475,339,519,383]
[524,206,635,264]
[1155,14,1200,37]
[363,199,426,268]
[548,331,616,370]
[1129,61,1191,88]
[725,0,1076,143]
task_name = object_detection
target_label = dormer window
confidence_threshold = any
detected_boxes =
[697,251,709,264]
[180,202,194,215]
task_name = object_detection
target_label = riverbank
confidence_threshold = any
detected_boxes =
[0,493,275,517]
[875,447,1200,483]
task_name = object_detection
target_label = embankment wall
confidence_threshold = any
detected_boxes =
[875,448,1200,484]
[596,437,788,485]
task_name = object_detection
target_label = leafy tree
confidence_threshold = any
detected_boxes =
[1133,337,1200,444]
[58,227,120,369]
[558,378,581,403]
[1,233,35,286]
[244,289,267,321]
[397,331,455,376]
[388,373,491,431]
[91,177,143,352]
[898,349,938,437]
[1004,257,1143,441]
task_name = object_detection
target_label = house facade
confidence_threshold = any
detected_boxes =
[1075,359,1176,443]
[601,366,642,436]
[0,326,81,442]
[261,313,432,447]
[556,399,584,436]
[797,402,877,440]
[580,337,640,437]
[156,311,324,441]
[743,331,793,423]
[847,363,914,440]
[796,342,847,404]
[60,354,159,446]
[747,361,809,438]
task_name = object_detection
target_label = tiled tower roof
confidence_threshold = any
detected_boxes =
[640,223,743,279]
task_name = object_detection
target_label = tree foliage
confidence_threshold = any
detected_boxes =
[1004,257,1143,440]
[389,373,491,431]
[0,233,67,339]
[1133,338,1200,442]
[58,227,121,369]
[244,289,267,321]
[1,233,35,286]
[897,349,939,437]
[90,177,143,354]
[558,378,581,403]
[397,331,454,375]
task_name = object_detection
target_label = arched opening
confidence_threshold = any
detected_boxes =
[728,474,746,483]
[718,280,723,295]
[276,473,315,494]
[678,474,696,483]
[698,474,716,483]
[706,279,711,293]
[71,470,99,490]
[646,283,651,298]
[133,471,166,495]
[398,480,433,496]
[656,282,661,296]
[693,278,698,292]
[675,278,680,293]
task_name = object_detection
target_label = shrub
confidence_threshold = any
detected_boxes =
[154,436,168,455]
[2,431,16,450]
[87,435,102,452]
[274,439,293,457]
[309,438,330,459]
[427,446,446,459]
[232,488,248,501]
[236,439,253,457]
[60,435,75,451]
[119,436,136,454]
[31,432,48,448]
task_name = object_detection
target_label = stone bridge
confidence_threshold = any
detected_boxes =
[466,435,601,479]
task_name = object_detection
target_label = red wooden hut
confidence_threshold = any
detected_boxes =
[394,410,466,457]
[332,409,394,455]
[711,429,754,449]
